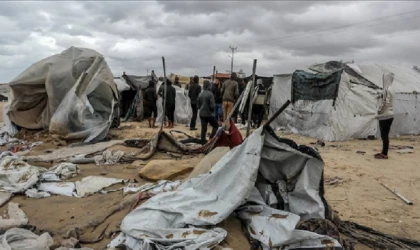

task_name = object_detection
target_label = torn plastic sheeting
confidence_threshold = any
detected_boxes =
[237,188,340,249]
[0,228,53,250]
[39,163,79,182]
[0,193,13,207]
[24,188,51,199]
[37,182,76,197]
[0,152,46,193]
[0,202,28,230]
[94,149,125,166]
[109,228,227,250]
[24,139,123,162]
[75,176,126,197]
[117,127,342,249]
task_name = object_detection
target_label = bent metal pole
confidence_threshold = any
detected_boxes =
[161,56,167,132]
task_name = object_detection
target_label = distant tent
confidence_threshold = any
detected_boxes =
[269,61,420,141]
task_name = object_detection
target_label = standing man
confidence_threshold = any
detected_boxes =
[188,75,202,131]
[145,80,158,128]
[211,78,223,124]
[252,79,267,128]
[221,72,239,123]
[375,72,395,159]
[185,76,193,91]
[159,79,176,128]
[173,76,182,88]
[198,80,219,144]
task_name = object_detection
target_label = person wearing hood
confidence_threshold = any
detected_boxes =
[251,79,267,128]
[375,72,395,159]
[211,78,223,124]
[188,75,202,130]
[198,80,219,144]
[173,76,182,88]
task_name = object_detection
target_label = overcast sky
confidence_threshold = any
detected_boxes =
[1,1,420,82]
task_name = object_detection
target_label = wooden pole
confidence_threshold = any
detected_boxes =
[263,100,291,130]
[160,57,167,132]
[212,66,216,82]
[246,59,257,137]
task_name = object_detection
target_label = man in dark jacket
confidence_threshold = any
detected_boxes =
[188,75,202,130]
[145,80,158,128]
[173,76,182,88]
[158,79,176,128]
[198,80,219,143]
[221,72,239,123]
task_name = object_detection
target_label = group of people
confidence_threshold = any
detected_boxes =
[143,71,268,144]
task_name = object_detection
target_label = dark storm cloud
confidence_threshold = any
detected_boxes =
[0,1,420,82]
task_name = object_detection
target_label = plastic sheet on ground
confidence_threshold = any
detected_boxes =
[39,163,79,181]
[93,149,125,165]
[7,46,119,143]
[0,193,12,207]
[113,127,342,249]
[0,203,28,230]
[0,152,46,193]
[24,140,123,162]
[24,188,51,198]
[37,182,76,197]
[75,176,126,197]
[0,228,53,250]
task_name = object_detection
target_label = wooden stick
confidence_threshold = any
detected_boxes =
[381,183,413,205]
[212,66,216,82]
[160,57,167,132]
[246,59,257,137]
[263,100,291,130]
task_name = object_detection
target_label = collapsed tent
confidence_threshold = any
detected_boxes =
[111,126,342,249]
[114,74,152,121]
[269,61,420,141]
[5,46,119,143]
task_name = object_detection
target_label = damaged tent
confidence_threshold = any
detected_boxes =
[111,125,342,249]
[5,46,119,143]
[269,61,420,141]
[117,74,152,121]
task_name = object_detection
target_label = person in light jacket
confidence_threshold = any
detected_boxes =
[375,72,395,159]
[198,80,219,144]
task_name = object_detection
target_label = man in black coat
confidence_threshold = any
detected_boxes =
[188,75,202,130]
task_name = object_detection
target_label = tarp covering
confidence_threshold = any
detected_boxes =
[123,75,151,90]
[156,82,195,125]
[270,61,420,141]
[113,127,341,249]
[291,69,342,104]
[6,46,118,142]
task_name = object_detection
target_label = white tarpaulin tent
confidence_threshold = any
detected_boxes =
[156,81,196,125]
[269,61,420,141]
[110,127,342,250]
[5,46,119,142]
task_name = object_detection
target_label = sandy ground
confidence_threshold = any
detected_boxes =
[0,113,419,249]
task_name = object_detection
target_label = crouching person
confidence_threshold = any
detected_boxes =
[198,80,219,144]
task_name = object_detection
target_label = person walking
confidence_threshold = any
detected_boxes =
[145,80,158,128]
[188,75,202,130]
[221,72,239,123]
[198,80,219,144]
[375,72,395,159]
[251,79,267,128]
[211,78,223,124]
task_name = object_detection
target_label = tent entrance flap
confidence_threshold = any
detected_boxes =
[291,69,342,104]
